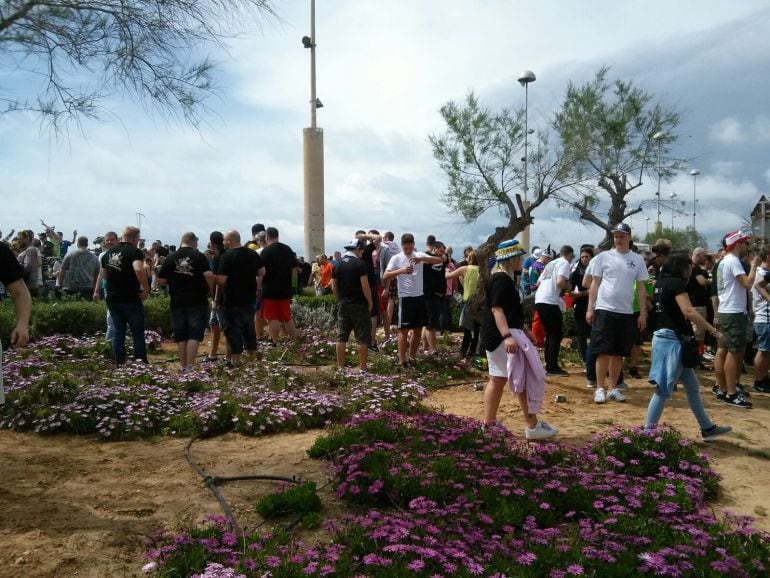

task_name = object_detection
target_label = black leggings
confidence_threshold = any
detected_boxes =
[536,303,563,371]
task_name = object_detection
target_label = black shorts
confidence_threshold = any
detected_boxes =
[425,295,442,329]
[633,311,644,345]
[172,304,208,342]
[591,309,637,357]
[337,302,372,344]
[398,296,428,329]
[222,306,257,355]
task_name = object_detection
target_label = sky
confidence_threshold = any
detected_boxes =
[2,0,769,256]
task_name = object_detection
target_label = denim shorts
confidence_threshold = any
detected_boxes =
[717,312,747,352]
[172,305,208,342]
[755,322,770,352]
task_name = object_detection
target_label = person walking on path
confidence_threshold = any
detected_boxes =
[645,252,732,441]
[480,239,558,440]
[535,244,574,376]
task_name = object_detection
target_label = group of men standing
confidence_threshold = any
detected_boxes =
[93,225,299,370]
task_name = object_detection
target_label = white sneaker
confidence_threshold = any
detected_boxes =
[525,420,558,440]
[702,351,715,361]
[594,388,607,404]
[615,381,629,391]
[607,388,627,402]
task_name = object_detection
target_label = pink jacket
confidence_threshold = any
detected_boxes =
[506,329,546,414]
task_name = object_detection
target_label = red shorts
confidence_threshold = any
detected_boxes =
[261,298,292,322]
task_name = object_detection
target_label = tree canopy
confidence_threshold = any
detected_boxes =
[0,0,275,128]
[553,67,683,245]
[429,91,576,250]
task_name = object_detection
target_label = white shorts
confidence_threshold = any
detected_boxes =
[485,341,508,378]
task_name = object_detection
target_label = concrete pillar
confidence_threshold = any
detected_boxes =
[303,127,325,260]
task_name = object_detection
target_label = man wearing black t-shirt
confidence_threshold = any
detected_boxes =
[332,239,373,371]
[1,242,31,404]
[260,227,299,345]
[215,230,265,365]
[687,247,712,361]
[102,226,150,365]
[355,229,382,351]
[157,232,215,371]
[422,241,447,354]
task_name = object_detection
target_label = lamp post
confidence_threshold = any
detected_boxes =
[302,0,325,261]
[653,132,665,235]
[136,212,145,230]
[518,69,536,252]
[690,169,700,230]
[645,217,650,237]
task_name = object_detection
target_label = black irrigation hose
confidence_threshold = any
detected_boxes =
[184,436,305,534]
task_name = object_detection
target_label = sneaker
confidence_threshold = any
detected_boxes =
[735,383,750,398]
[400,360,413,369]
[546,367,569,377]
[628,367,641,379]
[712,384,724,397]
[525,420,559,440]
[753,382,770,394]
[615,381,629,391]
[607,388,627,402]
[594,388,607,404]
[586,380,597,389]
[702,351,715,361]
[701,424,732,441]
[369,343,379,353]
[203,355,218,362]
[723,393,752,409]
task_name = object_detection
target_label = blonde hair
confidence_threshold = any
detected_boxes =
[122,226,141,241]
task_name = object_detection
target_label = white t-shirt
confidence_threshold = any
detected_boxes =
[586,249,648,314]
[752,266,770,323]
[717,253,748,314]
[535,257,571,305]
[386,251,428,298]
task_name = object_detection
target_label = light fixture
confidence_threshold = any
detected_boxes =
[314,98,323,108]
[301,36,313,48]
[690,169,700,230]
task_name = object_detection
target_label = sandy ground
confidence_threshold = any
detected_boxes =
[1,359,769,577]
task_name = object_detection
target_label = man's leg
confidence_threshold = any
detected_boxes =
[357,342,368,370]
[595,354,610,390]
[126,302,147,362]
[186,340,199,366]
[177,342,187,366]
[397,329,409,364]
[268,319,281,344]
[408,328,422,360]
[109,304,127,365]
[724,351,741,395]
[714,347,727,391]
[607,355,623,389]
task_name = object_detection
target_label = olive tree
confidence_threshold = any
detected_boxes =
[0,0,275,128]
[552,67,683,246]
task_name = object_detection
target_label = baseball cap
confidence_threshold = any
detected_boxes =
[724,230,751,250]
[611,223,632,235]
[532,248,542,259]
[344,238,365,251]
[495,239,526,261]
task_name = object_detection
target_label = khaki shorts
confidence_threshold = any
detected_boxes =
[717,312,748,352]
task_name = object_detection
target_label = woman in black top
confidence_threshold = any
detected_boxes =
[481,239,557,440]
[645,252,731,441]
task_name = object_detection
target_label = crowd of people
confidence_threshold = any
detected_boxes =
[2,220,768,443]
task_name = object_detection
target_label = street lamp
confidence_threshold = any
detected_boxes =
[302,0,325,261]
[518,69,536,251]
[645,217,650,236]
[653,132,665,234]
[690,169,700,230]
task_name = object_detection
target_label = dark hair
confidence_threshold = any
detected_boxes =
[401,233,415,244]
[266,227,279,239]
[660,251,692,279]
[384,231,394,241]
[560,245,574,257]
[209,231,225,253]
[580,246,594,258]
[252,223,265,234]
[433,240,445,249]
[426,234,436,246]
[652,243,671,257]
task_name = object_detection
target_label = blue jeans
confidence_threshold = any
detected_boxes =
[107,301,147,365]
[646,329,712,431]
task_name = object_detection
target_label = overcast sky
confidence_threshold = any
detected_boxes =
[2,1,769,256]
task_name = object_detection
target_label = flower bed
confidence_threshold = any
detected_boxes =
[0,335,427,439]
[143,412,770,577]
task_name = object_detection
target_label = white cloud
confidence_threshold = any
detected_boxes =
[753,114,770,143]
[708,117,745,144]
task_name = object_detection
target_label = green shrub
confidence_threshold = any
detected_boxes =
[144,295,173,336]
[295,294,337,309]
[254,481,322,519]
[29,299,107,339]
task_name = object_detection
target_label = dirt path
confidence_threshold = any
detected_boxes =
[1,366,769,577]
